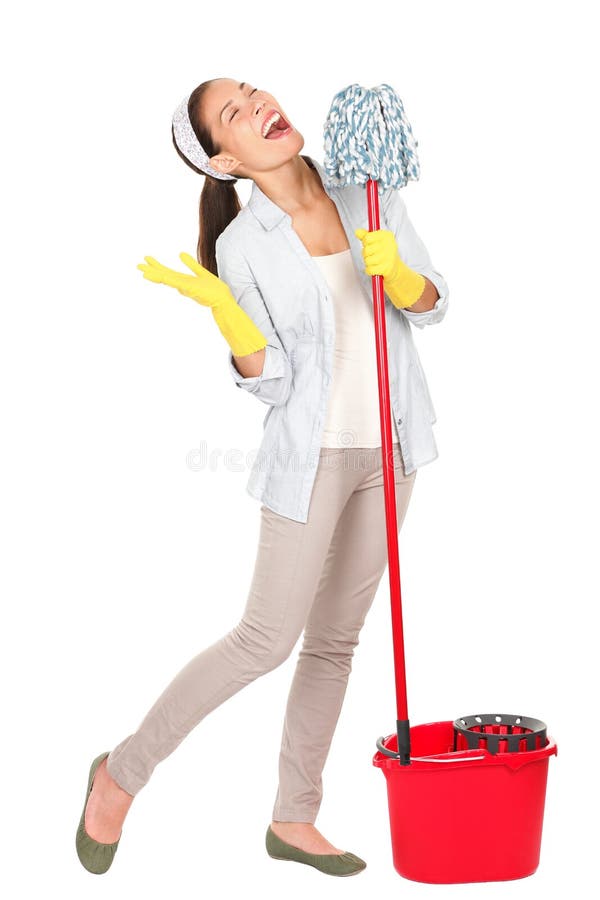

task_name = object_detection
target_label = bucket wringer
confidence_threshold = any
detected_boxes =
[322,84,557,885]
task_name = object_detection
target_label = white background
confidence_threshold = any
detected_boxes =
[2,0,598,896]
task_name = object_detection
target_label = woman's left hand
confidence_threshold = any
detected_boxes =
[354,228,401,279]
[354,227,426,310]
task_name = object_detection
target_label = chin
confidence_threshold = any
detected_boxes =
[286,129,305,155]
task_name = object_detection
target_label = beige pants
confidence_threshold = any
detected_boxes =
[106,444,416,823]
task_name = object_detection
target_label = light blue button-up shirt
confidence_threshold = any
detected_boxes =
[215,154,449,523]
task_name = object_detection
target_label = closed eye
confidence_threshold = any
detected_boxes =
[230,87,258,121]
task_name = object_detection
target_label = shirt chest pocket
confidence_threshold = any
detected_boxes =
[290,333,315,364]
[289,331,318,395]
[289,311,315,339]
[280,311,317,361]
[263,271,319,336]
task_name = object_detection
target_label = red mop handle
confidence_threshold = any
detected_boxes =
[366,178,411,765]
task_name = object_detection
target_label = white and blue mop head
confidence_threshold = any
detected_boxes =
[322,83,420,191]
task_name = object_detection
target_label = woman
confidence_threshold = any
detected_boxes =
[75,77,449,878]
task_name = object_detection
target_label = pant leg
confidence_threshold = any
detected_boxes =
[271,444,417,823]
[105,449,357,796]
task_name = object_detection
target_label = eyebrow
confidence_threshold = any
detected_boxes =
[220,82,248,122]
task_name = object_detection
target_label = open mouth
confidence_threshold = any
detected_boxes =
[262,111,293,140]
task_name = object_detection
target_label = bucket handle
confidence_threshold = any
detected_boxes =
[376,734,486,762]
[409,755,487,763]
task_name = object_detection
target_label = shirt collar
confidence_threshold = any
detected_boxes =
[248,156,333,231]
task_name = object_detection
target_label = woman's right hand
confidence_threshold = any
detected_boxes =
[137,252,233,309]
[137,251,268,358]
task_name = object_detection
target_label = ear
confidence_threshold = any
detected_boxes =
[208,154,240,177]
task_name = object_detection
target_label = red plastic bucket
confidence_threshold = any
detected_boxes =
[372,720,557,883]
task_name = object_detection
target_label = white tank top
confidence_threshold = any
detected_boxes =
[312,248,400,449]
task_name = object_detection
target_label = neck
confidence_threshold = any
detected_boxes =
[252,155,325,216]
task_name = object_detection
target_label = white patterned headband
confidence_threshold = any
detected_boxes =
[172,94,236,181]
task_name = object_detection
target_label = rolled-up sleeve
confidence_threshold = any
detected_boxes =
[381,187,449,329]
[215,234,293,407]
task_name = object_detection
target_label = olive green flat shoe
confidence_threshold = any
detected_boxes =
[75,751,121,874]
[265,825,366,876]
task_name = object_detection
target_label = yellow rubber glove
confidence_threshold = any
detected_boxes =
[137,252,268,357]
[355,228,426,309]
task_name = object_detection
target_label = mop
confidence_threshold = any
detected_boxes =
[321,84,557,884]
[323,83,419,768]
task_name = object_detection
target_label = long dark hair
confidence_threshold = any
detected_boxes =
[171,80,246,276]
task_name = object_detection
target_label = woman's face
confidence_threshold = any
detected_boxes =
[200,78,304,178]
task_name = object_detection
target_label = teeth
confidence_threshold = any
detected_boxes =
[262,111,281,137]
